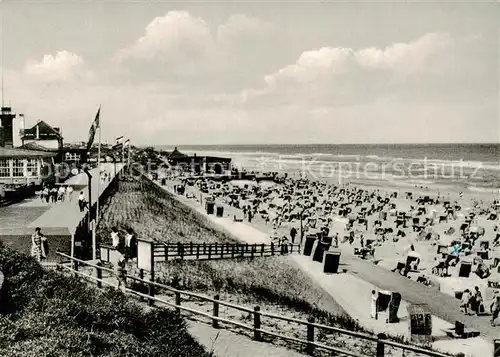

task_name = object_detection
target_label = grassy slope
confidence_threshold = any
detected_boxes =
[96,176,360,329]
[0,244,210,357]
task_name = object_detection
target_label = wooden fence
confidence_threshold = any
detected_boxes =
[54,251,451,357]
[153,242,300,261]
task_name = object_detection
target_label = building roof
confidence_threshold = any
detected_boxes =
[21,120,62,140]
[168,147,187,160]
[0,146,56,158]
[18,142,59,152]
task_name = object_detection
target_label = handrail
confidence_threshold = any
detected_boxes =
[53,251,453,357]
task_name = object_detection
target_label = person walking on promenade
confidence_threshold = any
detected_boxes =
[290,227,297,244]
[58,185,66,202]
[43,186,50,203]
[31,227,47,262]
[124,228,137,260]
[50,186,58,203]
[111,227,120,249]
[371,290,378,320]
[115,250,127,293]
[66,185,74,202]
[78,191,86,212]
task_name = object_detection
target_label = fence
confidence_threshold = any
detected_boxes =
[72,165,123,260]
[153,242,300,261]
[54,251,451,357]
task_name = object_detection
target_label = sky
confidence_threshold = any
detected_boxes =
[0,0,498,146]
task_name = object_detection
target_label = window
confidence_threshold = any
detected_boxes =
[0,159,9,178]
[12,159,25,177]
[65,152,80,162]
[27,159,38,177]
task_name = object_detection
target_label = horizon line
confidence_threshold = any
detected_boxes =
[143,142,500,147]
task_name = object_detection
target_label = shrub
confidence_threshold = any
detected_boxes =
[0,246,210,357]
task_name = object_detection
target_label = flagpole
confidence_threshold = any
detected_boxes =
[122,140,125,169]
[127,141,131,167]
[94,106,101,261]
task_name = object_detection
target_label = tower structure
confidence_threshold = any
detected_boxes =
[0,106,16,148]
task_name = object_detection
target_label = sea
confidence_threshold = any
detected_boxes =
[157,144,500,194]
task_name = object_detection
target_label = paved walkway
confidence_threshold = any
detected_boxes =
[28,163,123,235]
[160,182,494,357]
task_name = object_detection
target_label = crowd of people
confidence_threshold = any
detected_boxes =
[39,184,74,204]
[166,170,500,326]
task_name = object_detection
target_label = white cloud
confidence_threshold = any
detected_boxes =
[24,50,90,83]
[241,33,453,105]
[116,11,213,62]
[354,32,451,70]
[115,11,273,85]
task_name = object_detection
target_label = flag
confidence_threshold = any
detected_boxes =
[86,107,100,150]
[124,139,130,147]
[116,136,124,145]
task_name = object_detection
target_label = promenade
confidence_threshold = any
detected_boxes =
[0,163,123,258]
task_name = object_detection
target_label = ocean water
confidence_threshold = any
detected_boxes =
[158,144,500,191]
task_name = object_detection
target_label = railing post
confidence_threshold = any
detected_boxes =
[139,269,144,280]
[208,244,212,260]
[196,245,200,259]
[261,243,264,256]
[175,291,181,314]
[231,244,235,258]
[190,242,193,256]
[221,244,224,259]
[96,261,102,288]
[214,242,218,256]
[203,242,206,255]
[213,294,220,328]
[179,243,184,260]
[271,242,275,256]
[148,243,155,307]
[165,244,169,261]
[253,306,261,341]
[245,243,249,253]
[74,260,79,278]
[377,333,386,357]
[251,246,255,259]
[306,316,315,355]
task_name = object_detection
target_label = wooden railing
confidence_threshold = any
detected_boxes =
[153,242,300,261]
[54,251,452,357]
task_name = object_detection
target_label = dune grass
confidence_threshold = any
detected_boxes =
[0,243,210,357]
[97,177,236,245]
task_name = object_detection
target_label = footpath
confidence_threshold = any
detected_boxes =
[160,182,493,357]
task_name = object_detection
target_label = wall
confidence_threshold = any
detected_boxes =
[22,139,60,150]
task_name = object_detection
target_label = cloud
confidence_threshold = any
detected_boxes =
[116,11,213,63]
[239,33,455,107]
[24,50,91,83]
[114,11,274,90]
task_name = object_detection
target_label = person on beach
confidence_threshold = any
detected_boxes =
[460,289,471,315]
[371,290,378,319]
[491,295,500,326]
